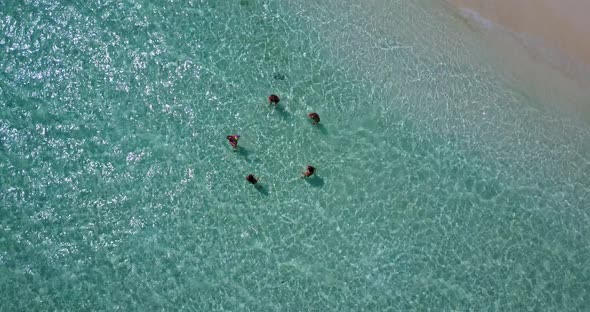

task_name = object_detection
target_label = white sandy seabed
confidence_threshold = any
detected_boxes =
[445,0,590,122]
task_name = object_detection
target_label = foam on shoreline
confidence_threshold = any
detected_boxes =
[447,0,590,67]
[445,0,590,121]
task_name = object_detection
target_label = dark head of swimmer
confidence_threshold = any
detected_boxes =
[308,112,320,125]
[227,134,240,148]
[268,94,280,106]
[303,165,315,178]
[246,174,258,184]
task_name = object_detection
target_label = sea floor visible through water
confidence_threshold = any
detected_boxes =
[0,0,589,310]
[445,0,590,123]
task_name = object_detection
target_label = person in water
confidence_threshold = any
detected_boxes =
[246,174,258,184]
[301,165,315,178]
[268,94,280,106]
[308,112,320,125]
[226,134,240,148]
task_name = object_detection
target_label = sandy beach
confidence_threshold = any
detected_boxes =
[446,0,590,67]
[446,0,590,120]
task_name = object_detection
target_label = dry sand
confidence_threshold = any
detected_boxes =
[446,0,590,67]
[446,0,590,121]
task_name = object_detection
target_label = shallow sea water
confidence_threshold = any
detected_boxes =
[1,0,589,310]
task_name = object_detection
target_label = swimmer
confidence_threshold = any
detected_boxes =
[246,174,258,184]
[308,112,320,125]
[268,94,280,106]
[226,134,240,148]
[301,165,315,178]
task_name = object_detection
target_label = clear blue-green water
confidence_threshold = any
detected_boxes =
[1,0,590,310]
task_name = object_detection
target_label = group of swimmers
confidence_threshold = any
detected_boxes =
[227,94,320,186]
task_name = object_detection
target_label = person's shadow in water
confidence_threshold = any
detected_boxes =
[273,105,291,120]
[236,146,251,161]
[305,175,325,188]
[237,147,263,164]
[255,184,269,196]
[315,123,328,135]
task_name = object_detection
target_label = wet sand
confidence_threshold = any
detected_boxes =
[447,0,590,67]
[446,0,590,121]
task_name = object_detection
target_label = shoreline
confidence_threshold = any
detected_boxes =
[445,0,590,122]
[446,0,590,72]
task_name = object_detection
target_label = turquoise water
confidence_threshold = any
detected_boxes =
[1,0,590,310]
